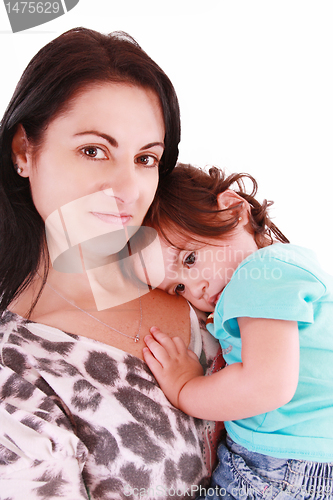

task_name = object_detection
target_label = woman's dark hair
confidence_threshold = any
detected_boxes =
[144,163,289,249]
[0,27,181,314]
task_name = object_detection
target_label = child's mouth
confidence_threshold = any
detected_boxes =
[209,290,223,307]
[213,291,223,306]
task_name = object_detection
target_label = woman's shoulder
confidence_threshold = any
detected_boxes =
[0,308,28,334]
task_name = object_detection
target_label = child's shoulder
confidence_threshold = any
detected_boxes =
[246,243,318,268]
[240,243,332,287]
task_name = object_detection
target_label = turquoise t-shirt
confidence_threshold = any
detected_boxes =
[208,243,333,461]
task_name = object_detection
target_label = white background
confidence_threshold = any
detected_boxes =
[1,1,332,273]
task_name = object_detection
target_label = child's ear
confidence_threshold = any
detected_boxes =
[217,190,244,210]
[217,190,250,222]
[11,124,33,178]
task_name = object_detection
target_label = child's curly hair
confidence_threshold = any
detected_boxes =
[144,163,289,249]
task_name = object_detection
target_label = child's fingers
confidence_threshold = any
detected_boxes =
[149,327,180,357]
[142,347,163,376]
[172,335,189,354]
[144,334,172,365]
[187,349,200,362]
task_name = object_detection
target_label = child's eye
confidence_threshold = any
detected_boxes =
[81,146,107,160]
[184,252,196,267]
[174,283,185,295]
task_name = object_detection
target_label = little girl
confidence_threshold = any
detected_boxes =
[139,163,333,499]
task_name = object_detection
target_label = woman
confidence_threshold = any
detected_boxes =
[0,28,222,499]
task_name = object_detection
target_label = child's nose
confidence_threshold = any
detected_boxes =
[190,279,209,299]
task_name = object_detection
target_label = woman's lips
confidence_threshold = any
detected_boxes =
[91,212,132,225]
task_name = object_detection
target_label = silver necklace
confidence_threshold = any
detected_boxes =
[43,279,143,343]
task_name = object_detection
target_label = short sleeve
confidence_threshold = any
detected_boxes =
[215,253,326,339]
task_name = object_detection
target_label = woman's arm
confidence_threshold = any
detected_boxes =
[143,317,299,421]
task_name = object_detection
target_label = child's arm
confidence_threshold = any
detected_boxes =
[143,317,299,421]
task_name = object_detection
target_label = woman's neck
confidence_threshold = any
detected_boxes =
[7,266,191,361]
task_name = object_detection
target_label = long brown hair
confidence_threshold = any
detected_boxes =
[0,27,180,314]
[144,163,289,248]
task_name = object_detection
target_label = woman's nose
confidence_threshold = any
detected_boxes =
[103,162,140,205]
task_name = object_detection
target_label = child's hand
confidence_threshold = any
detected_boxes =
[143,327,204,408]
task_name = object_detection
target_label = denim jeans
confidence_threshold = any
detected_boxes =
[196,435,333,499]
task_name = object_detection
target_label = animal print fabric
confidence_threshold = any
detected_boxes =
[0,307,224,500]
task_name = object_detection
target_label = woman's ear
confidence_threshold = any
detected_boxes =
[11,124,32,178]
[217,190,250,223]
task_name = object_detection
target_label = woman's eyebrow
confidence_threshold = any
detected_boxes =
[74,130,118,147]
[73,132,164,151]
[140,142,164,150]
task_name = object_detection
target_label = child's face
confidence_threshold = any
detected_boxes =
[135,226,258,312]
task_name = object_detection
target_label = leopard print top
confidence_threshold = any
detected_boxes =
[0,307,224,500]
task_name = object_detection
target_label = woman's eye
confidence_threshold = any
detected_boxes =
[81,146,107,160]
[175,283,185,294]
[136,155,159,168]
[184,252,196,267]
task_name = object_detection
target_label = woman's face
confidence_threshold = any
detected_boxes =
[18,83,165,257]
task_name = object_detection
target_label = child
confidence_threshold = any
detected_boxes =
[139,163,333,499]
